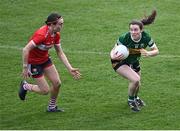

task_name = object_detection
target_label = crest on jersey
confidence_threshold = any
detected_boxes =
[32,68,37,73]
[140,43,145,48]
[134,44,139,48]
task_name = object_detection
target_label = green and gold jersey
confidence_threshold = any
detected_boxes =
[117,31,155,64]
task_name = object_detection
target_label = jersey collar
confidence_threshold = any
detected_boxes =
[130,33,142,43]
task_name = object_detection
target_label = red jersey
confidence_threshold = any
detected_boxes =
[28,25,60,64]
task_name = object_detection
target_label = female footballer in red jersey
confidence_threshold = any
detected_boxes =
[18,13,81,112]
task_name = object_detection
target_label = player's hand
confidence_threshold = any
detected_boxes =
[111,51,125,61]
[22,67,32,79]
[69,68,81,80]
[140,49,150,57]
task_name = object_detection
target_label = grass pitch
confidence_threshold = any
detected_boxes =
[0,0,180,130]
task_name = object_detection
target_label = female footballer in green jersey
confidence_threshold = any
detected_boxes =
[110,10,159,112]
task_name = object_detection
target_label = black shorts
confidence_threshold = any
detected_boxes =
[111,59,140,72]
[29,58,53,78]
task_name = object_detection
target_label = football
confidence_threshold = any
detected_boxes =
[114,44,129,59]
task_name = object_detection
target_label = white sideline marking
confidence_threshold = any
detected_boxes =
[0,45,180,58]
[0,45,22,50]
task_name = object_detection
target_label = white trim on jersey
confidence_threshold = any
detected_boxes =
[148,38,154,46]
[117,40,122,45]
[130,33,142,43]
[54,43,61,48]
[149,43,157,49]
[30,40,37,47]
[37,44,53,51]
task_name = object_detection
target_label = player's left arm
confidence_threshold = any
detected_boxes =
[140,43,159,57]
[54,44,72,70]
[54,44,81,79]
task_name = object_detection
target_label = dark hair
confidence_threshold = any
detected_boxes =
[45,13,62,25]
[129,10,157,30]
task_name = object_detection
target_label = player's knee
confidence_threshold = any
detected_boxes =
[53,80,61,89]
[57,82,61,89]
[41,88,49,95]
[57,82,61,88]
[132,76,140,86]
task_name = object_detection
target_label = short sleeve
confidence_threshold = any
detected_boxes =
[148,38,155,47]
[145,32,155,48]
[117,33,126,45]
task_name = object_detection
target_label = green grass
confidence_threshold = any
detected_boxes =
[0,0,180,130]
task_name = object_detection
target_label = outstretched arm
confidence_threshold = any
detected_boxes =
[54,44,81,79]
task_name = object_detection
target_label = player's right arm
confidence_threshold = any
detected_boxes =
[110,35,126,60]
[22,40,36,79]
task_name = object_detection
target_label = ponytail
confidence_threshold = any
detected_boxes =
[141,10,157,25]
[129,10,157,30]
